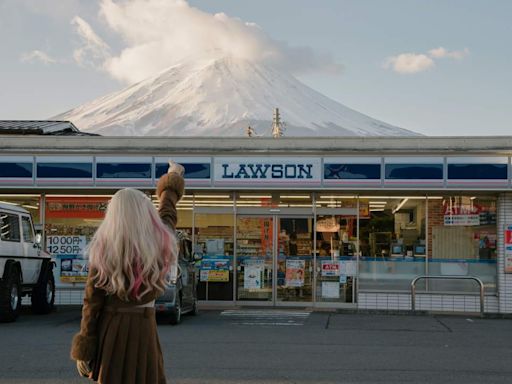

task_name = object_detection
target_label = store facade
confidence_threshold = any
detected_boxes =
[1,136,512,314]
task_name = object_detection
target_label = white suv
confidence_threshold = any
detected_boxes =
[0,202,55,322]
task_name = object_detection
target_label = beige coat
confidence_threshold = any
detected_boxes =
[70,172,185,384]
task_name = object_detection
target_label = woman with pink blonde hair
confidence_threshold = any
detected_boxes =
[70,161,185,384]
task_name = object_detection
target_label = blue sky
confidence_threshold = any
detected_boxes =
[1,0,510,136]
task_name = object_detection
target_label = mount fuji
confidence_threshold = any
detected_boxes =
[55,57,419,136]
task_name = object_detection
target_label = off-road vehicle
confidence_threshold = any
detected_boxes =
[0,203,55,322]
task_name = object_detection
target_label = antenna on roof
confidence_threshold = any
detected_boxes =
[271,108,285,138]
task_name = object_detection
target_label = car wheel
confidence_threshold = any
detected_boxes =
[0,269,22,322]
[31,268,55,314]
[190,298,199,316]
[169,294,182,325]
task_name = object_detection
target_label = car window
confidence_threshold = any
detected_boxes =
[0,212,21,242]
[21,216,34,243]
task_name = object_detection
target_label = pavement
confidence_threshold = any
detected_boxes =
[0,306,511,383]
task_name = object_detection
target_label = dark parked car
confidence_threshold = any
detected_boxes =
[156,230,199,324]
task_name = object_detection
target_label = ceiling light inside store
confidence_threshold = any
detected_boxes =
[239,195,272,199]
[319,195,356,199]
[392,198,409,214]
[0,194,40,198]
[21,205,39,210]
[280,195,310,199]
[361,196,438,199]
[0,200,19,206]
[369,208,385,212]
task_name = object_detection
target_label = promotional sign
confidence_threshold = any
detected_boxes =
[244,260,264,289]
[321,261,340,277]
[47,235,88,284]
[321,282,340,299]
[200,256,230,282]
[214,157,322,187]
[45,197,108,219]
[339,260,357,276]
[443,204,480,226]
[505,225,512,274]
[316,217,340,233]
[285,259,305,287]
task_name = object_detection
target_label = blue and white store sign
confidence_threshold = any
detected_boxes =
[214,157,322,187]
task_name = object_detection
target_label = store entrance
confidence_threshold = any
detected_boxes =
[236,215,314,305]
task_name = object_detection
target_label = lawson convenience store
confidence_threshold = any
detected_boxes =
[1,135,512,314]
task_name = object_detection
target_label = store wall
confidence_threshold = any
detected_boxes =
[498,193,512,313]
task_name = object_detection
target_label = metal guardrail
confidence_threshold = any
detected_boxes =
[411,275,485,317]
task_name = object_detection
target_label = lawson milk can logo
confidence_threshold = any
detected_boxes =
[214,157,321,185]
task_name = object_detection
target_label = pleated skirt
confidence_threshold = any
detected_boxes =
[90,306,166,384]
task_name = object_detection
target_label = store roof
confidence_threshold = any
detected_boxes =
[0,120,98,136]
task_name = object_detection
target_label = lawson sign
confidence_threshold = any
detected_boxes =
[214,157,321,187]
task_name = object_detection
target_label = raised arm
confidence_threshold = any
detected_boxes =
[70,270,106,362]
[156,171,185,231]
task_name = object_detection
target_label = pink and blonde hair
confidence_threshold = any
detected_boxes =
[87,188,177,301]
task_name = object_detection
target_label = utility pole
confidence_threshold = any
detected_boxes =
[246,125,255,137]
[271,107,284,138]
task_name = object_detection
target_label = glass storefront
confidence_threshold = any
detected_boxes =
[0,191,500,306]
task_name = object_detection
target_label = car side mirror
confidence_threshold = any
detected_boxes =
[34,233,42,248]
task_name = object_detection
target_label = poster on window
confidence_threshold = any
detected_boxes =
[47,236,88,284]
[200,256,230,282]
[321,261,340,276]
[443,204,480,226]
[244,260,263,289]
[321,282,340,299]
[505,225,512,274]
[339,260,357,276]
[285,259,305,287]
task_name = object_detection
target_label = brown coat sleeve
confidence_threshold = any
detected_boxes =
[156,172,185,231]
[70,270,106,361]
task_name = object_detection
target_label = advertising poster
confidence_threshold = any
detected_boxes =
[47,235,88,284]
[321,281,340,299]
[505,225,512,274]
[321,261,340,277]
[339,260,357,276]
[285,259,305,287]
[244,260,263,289]
[200,256,230,282]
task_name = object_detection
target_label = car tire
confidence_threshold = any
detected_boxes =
[31,268,55,314]
[169,293,182,325]
[190,298,199,316]
[0,269,22,323]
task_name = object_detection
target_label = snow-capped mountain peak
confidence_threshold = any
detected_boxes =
[55,56,419,136]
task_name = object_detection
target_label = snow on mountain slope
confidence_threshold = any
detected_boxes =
[55,57,419,136]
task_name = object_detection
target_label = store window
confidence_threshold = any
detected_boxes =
[385,164,443,179]
[96,163,151,179]
[37,163,92,178]
[447,164,507,180]
[45,196,109,286]
[324,163,380,180]
[428,196,497,293]
[0,162,33,178]
[315,214,357,303]
[195,212,234,301]
[359,197,427,291]
[155,163,211,179]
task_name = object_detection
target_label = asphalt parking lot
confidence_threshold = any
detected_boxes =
[0,306,511,384]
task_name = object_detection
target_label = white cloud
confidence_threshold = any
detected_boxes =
[80,0,343,84]
[71,16,110,68]
[429,47,469,59]
[20,50,56,65]
[384,46,469,74]
[383,53,435,74]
